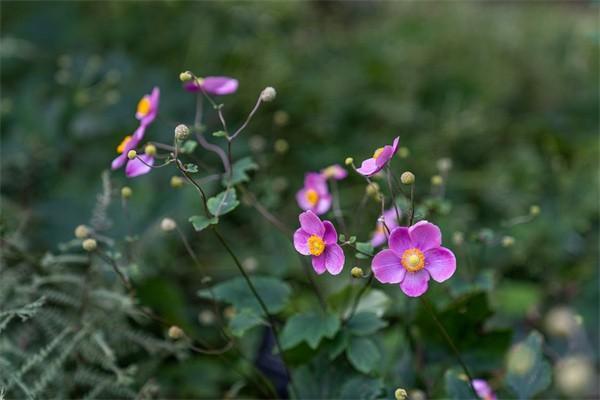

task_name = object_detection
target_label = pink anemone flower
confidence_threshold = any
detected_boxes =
[320,164,348,180]
[293,210,345,275]
[472,379,497,400]
[111,125,154,178]
[184,76,238,96]
[356,136,400,177]
[296,172,332,215]
[371,220,456,297]
[135,87,160,127]
[370,208,401,247]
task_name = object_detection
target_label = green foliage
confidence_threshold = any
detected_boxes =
[178,140,197,154]
[444,369,474,400]
[223,156,259,186]
[346,336,380,374]
[188,215,218,232]
[206,188,239,217]
[280,311,340,350]
[346,311,388,336]
[505,331,552,400]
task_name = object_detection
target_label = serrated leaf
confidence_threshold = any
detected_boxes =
[207,188,239,217]
[280,311,340,350]
[179,140,198,154]
[188,215,218,232]
[228,308,266,337]
[221,156,258,186]
[346,336,380,374]
[505,331,552,400]
[347,311,388,336]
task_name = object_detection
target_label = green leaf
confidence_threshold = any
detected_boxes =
[188,215,218,232]
[179,140,198,154]
[222,157,259,186]
[346,336,380,374]
[444,369,474,400]
[212,130,227,137]
[355,242,374,259]
[280,311,340,350]
[505,331,552,400]
[184,163,198,173]
[228,308,266,337]
[339,376,383,400]
[347,311,388,336]
[198,276,291,314]
[207,188,239,217]
[347,289,390,318]
[328,330,350,360]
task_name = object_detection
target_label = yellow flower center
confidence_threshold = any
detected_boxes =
[137,97,151,117]
[373,147,385,159]
[116,135,132,154]
[401,248,425,273]
[322,166,336,178]
[305,189,319,206]
[307,235,325,256]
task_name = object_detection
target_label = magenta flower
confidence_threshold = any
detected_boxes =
[111,125,146,170]
[356,136,400,177]
[320,164,348,180]
[135,87,160,127]
[125,154,155,177]
[472,379,497,400]
[371,220,456,297]
[370,208,401,247]
[293,210,345,275]
[184,76,238,96]
[296,172,332,215]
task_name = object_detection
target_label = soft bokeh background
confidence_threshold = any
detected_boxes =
[2,1,598,398]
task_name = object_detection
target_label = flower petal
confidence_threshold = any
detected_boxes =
[202,77,239,95]
[322,221,338,244]
[111,153,127,170]
[372,249,405,284]
[324,244,344,275]
[424,247,456,282]
[132,125,147,142]
[370,231,387,247]
[409,220,441,251]
[298,210,324,236]
[312,253,327,275]
[315,194,332,215]
[356,158,379,176]
[399,270,430,297]
[304,172,328,195]
[375,146,393,168]
[388,227,412,256]
[125,154,154,178]
[390,136,400,154]
[293,228,311,256]
[296,188,312,210]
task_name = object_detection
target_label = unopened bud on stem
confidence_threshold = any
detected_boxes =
[260,86,277,102]
[82,238,97,252]
[121,186,132,198]
[179,71,193,82]
[351,267,364,278]
[400,171,415,185]
[168,325,184,339]
[345,157,354,166]
[174,124,190,141]
[160,218,177,232]
[74,225,90,239]
[145,144,157,156]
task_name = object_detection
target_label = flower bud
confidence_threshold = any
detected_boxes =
[397,147,410,159]
[168,325,184,339]
[260,86,277,102]
[530,205,540,216]
[179,71,193,82]
[501,236,515,247]
[170,176,184,188]
[274,139,289,154]
[351,267,364,278]
[74,225,89,239]
[394,388,408,400]
[121,186,132,198]
[366,182,380,197]
[507,343,535,375]
[431,175,443,186]
[555,356,594,397]
[174,124,190,141]
[160,218,176,232]
[545,306,577,337]
[127,150,137,160]
[400,171,415,185]
[82,238,97,252]
[145,144,157,156]
[344,157,354,166]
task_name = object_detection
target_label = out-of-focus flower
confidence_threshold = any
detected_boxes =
[472,379,497,400]
[125,154,154,178]
[136,87,160,127]
[371,221,456,297]
[530,205,541,216]
[160,218,177,232]
[293,210,345,275]
[111,125,146,170]
[184,76,238,95]
[296,172,332,215]
[371,208,401,247]
[555,356,594,397]
[545,306,578,337]
[356,137,400,177]
[321,164,348,180]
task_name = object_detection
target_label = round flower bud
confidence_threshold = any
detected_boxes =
[74,225,89,239]
[260,86,277,102]
[545,306,577,337]
[127,150,137,160]
[145,144,157,156]
[351,267,364,278]
[400,171,415,185]
[555,356,594,397]
[168,325,184,340]
[507,343,535,375]
[179,71,193,82]
[82,238,97,252]
[170,176,184,188]
[174,124,190,141]
[344,157,354,166]
[501,236,515,247]
[160,218,177,232]
[121,186,132,198]
[394,388,408,400]
[431,175,443,186]
[398,147,410,159]
[366,182,380,197]
[530,205,541,216]
[274,139,289,154]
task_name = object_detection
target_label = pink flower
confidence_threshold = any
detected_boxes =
[296,172,332,215]
[135,87,160,127]
[356,136,400,177]
[472,379,497,400]
[184,76,238,96]
[320,164,348,180]
[111,125,146,170]
[370,208,401,247]
[371,220,456,297]
[293,210,345,275]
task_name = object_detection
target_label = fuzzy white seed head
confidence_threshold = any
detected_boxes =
[260,86,277,102]
[160,218,177,232]
[174,124,190,141]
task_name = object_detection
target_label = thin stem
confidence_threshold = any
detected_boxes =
[331,179,348,235]
[229,95,262,140]
[134,155,173,169]
[344,274,374,322]
[386,167,402,224]
[175,226,200,266]
[194,93,231,175]
[175,159,210,217]
[409,183,415,226]
[419,296,478,398]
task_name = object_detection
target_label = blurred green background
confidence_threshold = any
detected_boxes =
[1,1,598,398]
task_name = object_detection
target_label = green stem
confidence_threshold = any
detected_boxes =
[409,183,415,226]
[344,274,373,323]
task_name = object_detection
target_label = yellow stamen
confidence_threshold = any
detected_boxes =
[137,96,151,117]
[373,147,385,159]
[307,235,325,256]
[117,136,132,154]
[401,248,425,272]
[305,189,319,206]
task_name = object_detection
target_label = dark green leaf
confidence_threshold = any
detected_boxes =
[188,215,218,232]
[221,156,258,186]
[355,242,374,259]
[281,311,340,350]
[339,376,383,399]
[207,188,239,217]
[328,330,350,360]
[347,311,388,336]
[346,336,380,374]
[505,331,552,400]
[228,308,266,337]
